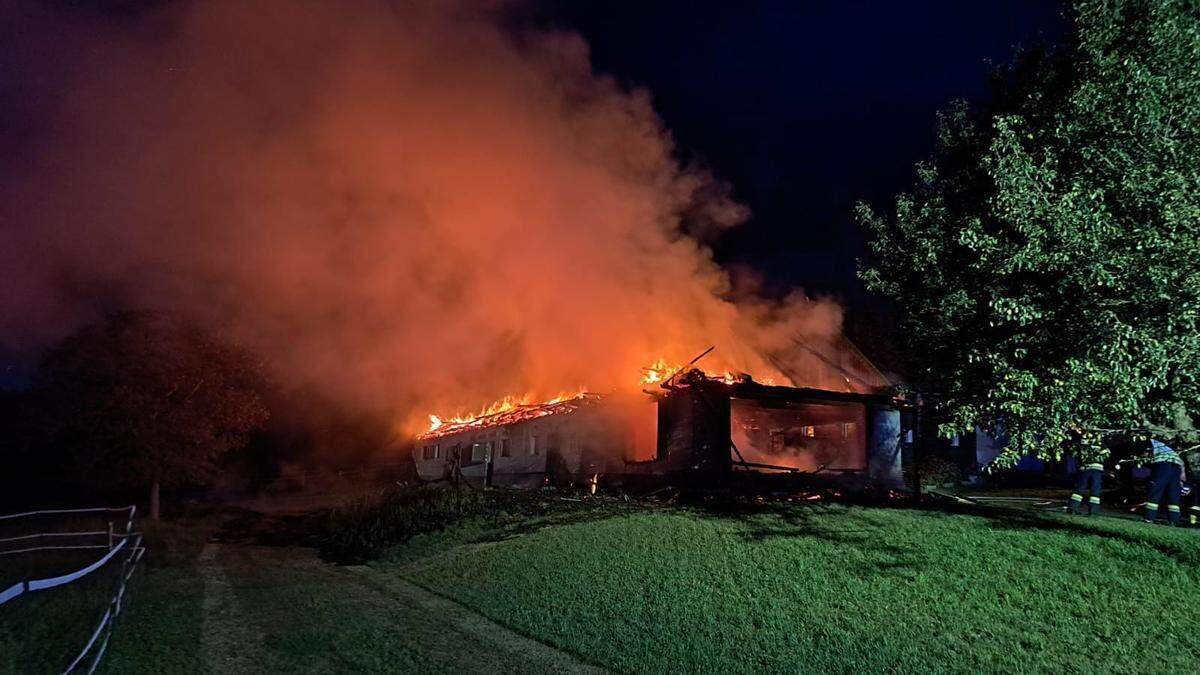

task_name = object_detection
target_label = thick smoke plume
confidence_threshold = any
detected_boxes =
[0,0,842,431]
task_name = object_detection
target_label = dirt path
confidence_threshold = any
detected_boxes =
[196,543,605,674]
[344,565,606,674]
[198,544,268,673]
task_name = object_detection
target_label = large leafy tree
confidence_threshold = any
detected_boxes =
[40,312,269,519]
[858,0,1200,461]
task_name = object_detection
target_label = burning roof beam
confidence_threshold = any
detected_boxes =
[418,392,601,440]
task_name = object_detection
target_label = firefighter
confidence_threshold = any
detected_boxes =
[1068,430,1106,516]
[1183,446,1200,527]
[1144,439,1186,525]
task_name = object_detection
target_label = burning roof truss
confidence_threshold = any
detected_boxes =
[417,392,603,440]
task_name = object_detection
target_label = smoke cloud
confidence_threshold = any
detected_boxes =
[0,0,843,430]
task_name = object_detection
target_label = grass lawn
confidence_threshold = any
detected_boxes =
[194,545,457,673]
[384,503,1200,674]
[0,521,210,675]
[96,517,459,674]
[12,498,1198,673]
[96,564,207,674]
[0,559,126,674]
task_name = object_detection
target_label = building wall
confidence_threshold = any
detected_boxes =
[655,383,731,477]
[413,404,637,487]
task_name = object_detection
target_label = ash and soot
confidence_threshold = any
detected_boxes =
[0,0,843,435]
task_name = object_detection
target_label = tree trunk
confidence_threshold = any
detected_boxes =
[150,477,161,522]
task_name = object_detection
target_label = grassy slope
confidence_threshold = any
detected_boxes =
[0,554,206,675]
[98,553,449,675]
[99,520,452,674]
[390,505,1200,674]
[0,565,125,674]
[11,506,509,675]
[209,545,453,673]
[97,565,207,674]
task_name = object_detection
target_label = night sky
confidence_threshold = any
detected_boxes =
[520,1,1068,304]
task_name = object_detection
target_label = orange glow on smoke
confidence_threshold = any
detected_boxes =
[3,1,871,460]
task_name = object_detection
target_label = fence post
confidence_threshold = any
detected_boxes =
[107,522,114,551]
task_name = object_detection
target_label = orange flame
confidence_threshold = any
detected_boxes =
[640,358,777,388]
[419,388,590,438]
[640,358,679,385]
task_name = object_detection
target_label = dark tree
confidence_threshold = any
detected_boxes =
[40,311,269,519]
[858,0,1200,462]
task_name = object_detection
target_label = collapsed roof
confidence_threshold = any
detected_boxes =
[769,334,892,394]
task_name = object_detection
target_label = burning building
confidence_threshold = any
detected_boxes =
[415,392,656,489]
[413,340,905,491]
[638,370,903,489]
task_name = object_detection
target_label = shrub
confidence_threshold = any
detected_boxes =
[918,455,961,488]
[319,486,493,562]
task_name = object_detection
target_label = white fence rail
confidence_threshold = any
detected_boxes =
[0,505,146,673]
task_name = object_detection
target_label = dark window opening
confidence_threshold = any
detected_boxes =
[731,398,867,472]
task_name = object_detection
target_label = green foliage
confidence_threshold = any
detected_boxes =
[397,505,1200,673]
[39,311,269,499]
[859,0,1200,462]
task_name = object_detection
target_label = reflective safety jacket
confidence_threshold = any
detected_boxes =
[1151,439,1184,466]
[1076,432,1107,470]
